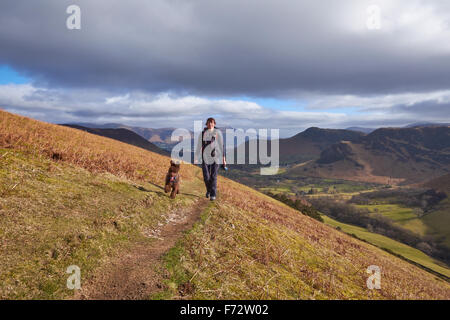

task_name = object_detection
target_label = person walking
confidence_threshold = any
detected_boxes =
[194,117,226,201]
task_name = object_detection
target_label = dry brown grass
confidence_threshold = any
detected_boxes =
[167,176,450,299]
[0,110,195,183]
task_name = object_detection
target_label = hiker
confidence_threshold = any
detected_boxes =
[194,117,227,201]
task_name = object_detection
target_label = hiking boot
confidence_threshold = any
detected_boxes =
[210,196,216,201]
[205,191,210,198]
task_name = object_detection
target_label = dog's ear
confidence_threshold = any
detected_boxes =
[170,160,175,165]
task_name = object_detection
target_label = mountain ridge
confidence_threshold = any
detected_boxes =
[62,124,170,156]
[290,126,450,184]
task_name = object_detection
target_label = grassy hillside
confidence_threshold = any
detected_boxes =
[0,110,449,299]
[423,173,450,193]
[322,216,450,279]
[421,174,450,247]
[0,148,203,298]
[350,177,450,249]
[157,181,449,299]
[355,204,427,235]
[65,122,179,152]
[62,124,170,156]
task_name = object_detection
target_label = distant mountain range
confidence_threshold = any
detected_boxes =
[64,122,450,185]
[62,124,170,156]
[63,122,253,154]
[277,127,365,164]
[228,127,365,165]
[345,127,376,134]
[345,122,450,134]
[405,122,450,128]
[63,122,178,150]
[289,126,450,184]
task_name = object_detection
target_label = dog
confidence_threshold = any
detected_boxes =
[164,160,181,199]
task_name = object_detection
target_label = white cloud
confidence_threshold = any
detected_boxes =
[1,83,448,137]
[105,93,130,105]
[304,90,450,110]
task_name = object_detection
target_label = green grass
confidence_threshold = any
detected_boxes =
[148,179,450,299]
[258,186,294,195]
[422,198,450,248]
[356,204,428,236]
[150,201,216,300]
[0,149,198,299]
[322,215,450,278]
[355,200,450,247]
[154,202,366,299]
[357,204,417,221]
[258,179,377,198]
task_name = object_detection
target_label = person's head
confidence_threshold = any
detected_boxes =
[206,117,216,130]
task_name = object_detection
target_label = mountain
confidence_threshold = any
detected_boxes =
[1,109,449,299]
[62,124,170,156]
[406,122,450,128]
[64,122,126,129]
[71,123,366,165]
[229,127,366,165]
[278,127,366,164]
[64,122,246,155]
[423,173,450,194]
[122,127,179,144]
[346,126,376,134]
[290,126,450,184]
[64,122,178,151]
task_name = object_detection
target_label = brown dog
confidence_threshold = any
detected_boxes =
[164,160,181,198]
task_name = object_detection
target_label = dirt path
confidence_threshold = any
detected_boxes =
[75,197,210,300]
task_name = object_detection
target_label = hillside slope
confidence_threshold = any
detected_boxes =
[423,173,450,194]
[62,124,170,156]
[232,127,365,165]
[63,122,177,144]
[278,127,365,164]
[420,174,450,248]
[289,127,450,184]
[0,110,449,299]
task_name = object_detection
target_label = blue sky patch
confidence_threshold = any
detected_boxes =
[0,65,30,85]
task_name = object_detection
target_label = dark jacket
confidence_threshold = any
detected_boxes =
[196,126,224,164]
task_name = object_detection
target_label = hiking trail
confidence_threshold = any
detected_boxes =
[74,196,210,300]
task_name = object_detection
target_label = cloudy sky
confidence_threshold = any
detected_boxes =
[1,0,450,137]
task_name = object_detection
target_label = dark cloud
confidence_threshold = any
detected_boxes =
[2,0,450,97]
[391,100,450,118]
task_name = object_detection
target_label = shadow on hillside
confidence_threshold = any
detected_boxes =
[133,182,201,199]
[180,192,202,198]
[133,183,165,196]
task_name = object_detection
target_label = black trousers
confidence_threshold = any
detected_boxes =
[202,162,219,197]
